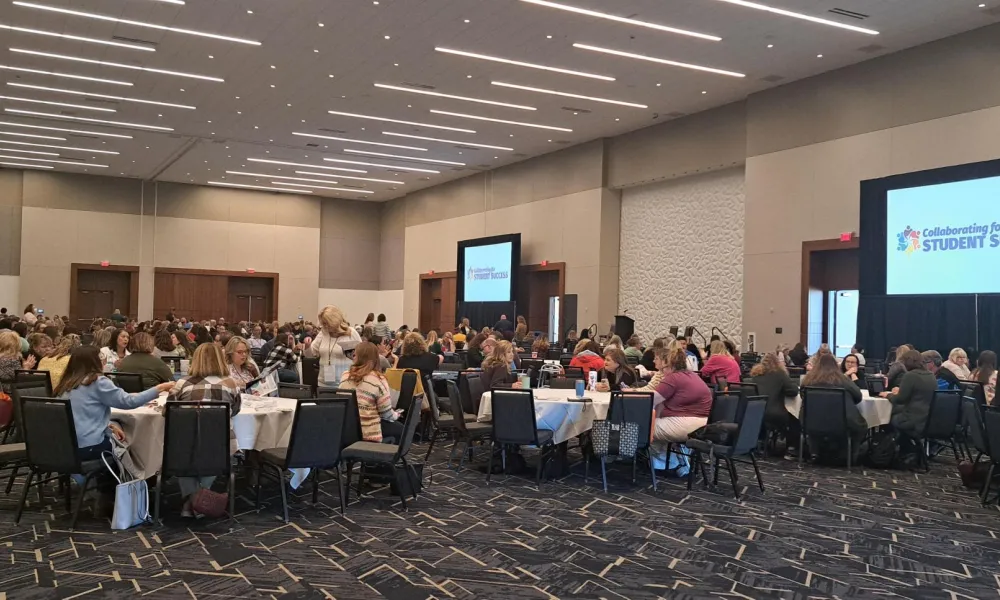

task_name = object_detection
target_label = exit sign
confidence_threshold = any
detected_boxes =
[840,232,853,242]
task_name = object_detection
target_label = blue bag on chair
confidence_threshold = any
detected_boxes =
[101,452,150,530]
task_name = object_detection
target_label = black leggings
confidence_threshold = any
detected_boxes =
[381,419,404,443]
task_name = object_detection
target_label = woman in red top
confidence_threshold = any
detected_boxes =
[653,346,712,442]
[701,340,741,385]
[569,339,605,378]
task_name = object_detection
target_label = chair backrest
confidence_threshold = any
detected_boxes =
[562,366,585,379]
[517,352,533,361]
[107,372,143,393]
[963,397,989,455]
[961,381,987,407]
[714,377,729,392]
[80,333,94,346]
[490,389,540,445]
[924,389,963,439]
[458,372,476,414]
[15,369,52,398]
[20,397,80,472]
[393,377,423,460]
[301,357,320,392]
[728,381,759,398]
[284,397,348,468]
[161,356,182,372]
[800,386,849,436]
[250,347,262,364]
[983,408,1000,463]
[559,354,573,367]
[422,374,441,421]
[161,401,232,477]
[709,391,741,424]
[731,397,767,454]
[865,375,885,396]
[547,349,562,360]
[446,380,469,434]
[466,373,486,413]
[787,367,805,377]
[438,362,464,372]
[548,377,579,390]
[625,355,640,366]
[277,383,314,399]
[863,365,878,376]
[609,391,654,450]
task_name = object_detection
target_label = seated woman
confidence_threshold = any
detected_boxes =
[426,330,442,355]
[396,331,444,380]
[171,330,192,359]
[787,343,808,367]
[624,335,644,361]
[700,340,741,385]
[101,328,131,372]
[632,338,670,392]
[885,344,914,389]
[596,347,637,392]
[800,353,867,465]
[942,347,972,381]
[513,323,528,344]
[652,346,712,443]
[604,335,623,352]
[439,331,456,354]
[531,336,549,358]
[38,333,82,389]
[154,329,180,357]
[465,333,489,369]
[972,350,997,405]
[884,349,936,461]
[480,340,523,390]
[119,332,174,390]
[0,331,37,392]
[27,332,53,367]
[168,343,241,516]
[839,353,862,384]
[56,345,174,461]
[569,339,605,378]
[339,342,402,442]
[750,352,800,453]
[225,336,259,389]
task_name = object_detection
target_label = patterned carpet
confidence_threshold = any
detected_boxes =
[1,443,999,600]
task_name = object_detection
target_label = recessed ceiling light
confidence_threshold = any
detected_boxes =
[0,24,156,51]
[980,3,987,6]
[328,74,334,78]
[247,158,369,173]
[701,90,707,94]
[270,84,275,88]
[293,131,427,151]
[10,49,225,81]
[323,156,440,173]
[2,139,119,153]
[490,81,647,108]
[270,65,276,69]
[0,129,64,140]
[0,120,132,138]
[328,110,476,133]
[314,49,319,53]
[287,103,292,107]
[208,181,311,193]
[13,1,263,44]
[343,149,465,166]
[573,44,746,77]
[817,54,823,58]
[384,35,391,39]
[0,161,51,169]
[546,35,553,39]
[272,181,375,194]
[0,64,132,86]
[7,83,197,109]
[519,0,721,41]
[4,108,174,131]
[767,44,774,48]
[208,55,214,59]
[374,83,536,110]
[435,47,615,81]
[656,83,661,87]
[615,118,620,121]
[0,154,107,167]
[464,19,470,23]
[0,95,116,112]
[318,22,324,26]
[712,0,879,34]
[429,109,573,132]
[295,170,404,184]
[246,9,253,14]
[0,147,58,155]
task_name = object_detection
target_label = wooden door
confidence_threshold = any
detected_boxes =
[250,295,268,322]
[77,289,114,324]
[234,295,252,322]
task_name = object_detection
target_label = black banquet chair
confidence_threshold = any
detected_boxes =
[445,380,492,469]
[799,387,856,471]
[487,389,555,486]
[106,372,144,393]
[687,396,767,501]
[916,389,964,469]
[255,395,351,521]
[154,401,234,523]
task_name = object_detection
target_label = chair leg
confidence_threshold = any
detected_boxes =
[228,469,236,523]
[153,474,162,525]
[725,458,741,501]
[275,465,289,524]
[357,463,367,501]
[311,468,320,505]
[70,472,97,530]
[648,450,658,492]
[600,456,608,493]
[63,475,71,513]
[981,463,995,506]
[631,458,638,485]
[847,437,852,474]
[749,453,765,493]
[14,469,34,524]
[687,452,698,490]
[424,429,438,462]
[486,441,495,484]
[400,457,419,500]
[712,456,721,487]
[447,437,460,469]
[344,461,354,502]
[535,448,543,486]
[335,464,346,515]
[798,432,805,466]
[6,464,19,495]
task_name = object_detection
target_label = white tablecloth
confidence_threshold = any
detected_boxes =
[784,390,893,429]
[111,396,298,479]
[478,389,611,444]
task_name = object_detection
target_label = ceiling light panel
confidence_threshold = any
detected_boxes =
[228,171,340,184]
[712,0,879,34]
[207,181,311,193]
[0,65,133,86]
[10,49,224,82]
[12,2,261,45]
[0,24,155,50]
[0,147,59,155]
[295,171,405,185]
[0,95,116,112]
[246,158,368,174]
[518,0,721,41]
[4,109,174,131]
[0,130,65,140]
[343,149,465,166]
[0,120,133,138]
[0,161,52,169]
[7,83,197,110]
[292,132,426,151]
[328,110,476,133]
[381,132,514,151]
[272,182,375,194]
[572,44,746,78]
[0,139,119,154]
[490,81,647,108]
[435,47,615,81]
[429,109,572,132]
[0,154,107,167]
[374,83,536,110]
[323,157,440,173]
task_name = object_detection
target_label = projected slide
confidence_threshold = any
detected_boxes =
[463,241,513,302]
[886,174,1000,295]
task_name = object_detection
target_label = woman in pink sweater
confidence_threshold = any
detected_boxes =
[653,346,713,442]
[701,340,741,385]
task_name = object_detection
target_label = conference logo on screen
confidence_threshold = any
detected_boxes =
[467,266,509,281]
[893,222,1000,256]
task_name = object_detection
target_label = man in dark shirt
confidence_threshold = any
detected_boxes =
[493,314,515,335]
[110,309,126,323]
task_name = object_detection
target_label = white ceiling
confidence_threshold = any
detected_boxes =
[0,0,995,201]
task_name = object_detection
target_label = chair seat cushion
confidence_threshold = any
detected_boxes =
[342,441,397,463]
[0,442,26,459]
[685,437,733,455]
[260,447,288,466]
[464,422,493,436]
[536,429,554,446]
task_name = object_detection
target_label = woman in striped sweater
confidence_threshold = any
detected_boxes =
[339,341,402,442]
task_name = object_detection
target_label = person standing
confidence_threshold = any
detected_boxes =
[305,305,362,386]
[492,314,515,336]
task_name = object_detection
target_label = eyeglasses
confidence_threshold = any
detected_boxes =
[235,349,248,355]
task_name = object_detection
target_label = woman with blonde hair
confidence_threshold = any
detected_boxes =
[0,330,36,392]
[440,331,456,354]
[750,352,800,450]
[27,332,53,367]
[224,336,259,388]
[885,343,914,389]
[38,333,82,389]
[481,340,523,389]
[513,322,528,344]
[701,339,741,384]
[306,305,361,386]
[339,341,401,442]
[943,348,972,380]
[396,331,443,380]
[426,329,442,355]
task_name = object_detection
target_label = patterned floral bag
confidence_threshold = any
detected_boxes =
[591,420,639,458]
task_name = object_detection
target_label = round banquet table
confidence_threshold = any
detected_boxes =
[110,395,299,481]
[784,390,893,429]
[478,388,611,444]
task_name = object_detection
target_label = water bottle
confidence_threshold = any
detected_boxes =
[575,378,585,398]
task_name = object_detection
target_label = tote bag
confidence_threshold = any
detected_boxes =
[101,452,150,530]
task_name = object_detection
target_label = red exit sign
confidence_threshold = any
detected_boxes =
[840,232,853,242]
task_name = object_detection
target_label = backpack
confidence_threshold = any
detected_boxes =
[864,431,898,469]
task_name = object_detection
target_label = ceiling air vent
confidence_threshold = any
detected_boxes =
[561,106,591,114]
[401,81,436,90]
[305,143,320,148]
[318,128,348,134]
[665,111,687,119]
[85,97,119,106]
[857,44,886,54]
[512,152,528,158]
[112,35,158,48]
[828,8,868,20]
[453,145,481,151]
[760,74,785,83]
[474,164,491,169]
[552,140,571,145]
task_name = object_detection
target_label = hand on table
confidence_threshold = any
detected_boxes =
[595,381,610,392]
[155,381,176,393]
[108,421,126,442]
[511,381,523,389]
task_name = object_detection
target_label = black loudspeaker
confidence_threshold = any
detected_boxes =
[614,315,635,342]
[563,294,578,340]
